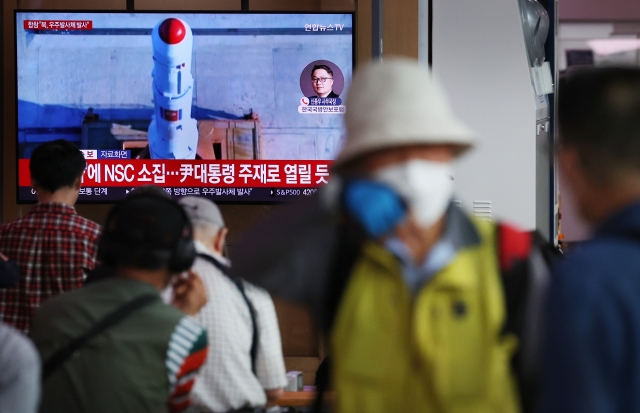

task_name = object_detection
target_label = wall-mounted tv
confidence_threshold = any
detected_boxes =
[16,11,354,202]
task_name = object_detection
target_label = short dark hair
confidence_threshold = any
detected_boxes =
[125,185,171,200]
[30,139,86,193]
[311,64,334,78]
[98,195,192,271]
[559,67,640,182]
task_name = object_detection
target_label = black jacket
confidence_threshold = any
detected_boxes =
[307,91,340,99]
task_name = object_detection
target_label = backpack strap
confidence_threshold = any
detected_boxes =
[197,253,260,376]
[497,222,561,340]
[498,223,533,272]
[497,222,535,341]
[496,222,561,413]
[496,223,536,413]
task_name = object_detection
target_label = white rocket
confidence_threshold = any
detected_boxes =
[148,18,198,159]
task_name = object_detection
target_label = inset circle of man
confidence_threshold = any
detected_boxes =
[308,64,340,98]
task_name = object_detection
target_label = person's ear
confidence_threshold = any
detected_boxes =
[557,145,604,225]
[557,146,585,191]
[73,176,82,191]
[214,228,228,255]
[30,179,40,192]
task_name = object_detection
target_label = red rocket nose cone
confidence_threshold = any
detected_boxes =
[158,18,186,45]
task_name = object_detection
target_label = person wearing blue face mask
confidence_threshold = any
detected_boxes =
[231,57,553,413]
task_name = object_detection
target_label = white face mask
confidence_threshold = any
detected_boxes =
[373,159,454,228]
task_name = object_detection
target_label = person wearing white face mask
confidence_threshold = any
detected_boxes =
[231,57,553,413]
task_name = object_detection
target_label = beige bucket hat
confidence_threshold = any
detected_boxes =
[335,57,476,166]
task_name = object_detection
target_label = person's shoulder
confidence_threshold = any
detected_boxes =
[243,281,279,317]
[136,302,201,343]
[557,236,640,276]
[0,323,39,367]
[148,297,197,328]
[47,277,124,306]
[32,285,90,329]
[243,280,273,303]
[0,219,22,245]
[551,236,640,306]
[0,214,26,227]
[0,214,30,233]
[193,255,231,283]
[0,206,58,234]
[193,254,223,269]
[41,283,92,308]
[547,239,640,318]
[70,214,102,234]
[83,280,187,327]
[0,322,31,348]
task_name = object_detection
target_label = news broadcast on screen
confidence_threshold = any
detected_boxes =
[16,11,354,202]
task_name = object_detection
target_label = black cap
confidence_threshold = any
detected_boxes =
[125,185,171,200]
[105,196,189,252]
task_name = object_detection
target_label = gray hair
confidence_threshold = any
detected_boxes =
[192,219,222,244]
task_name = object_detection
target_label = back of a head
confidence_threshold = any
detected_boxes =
[98,195,195,272]
[179,196,225,232]
[30,139,86,193]
[125,185,172,199]
[559,66,640,181]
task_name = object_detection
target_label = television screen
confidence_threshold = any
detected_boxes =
[16,11,354,202]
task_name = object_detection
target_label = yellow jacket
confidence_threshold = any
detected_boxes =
[331,220,521,413]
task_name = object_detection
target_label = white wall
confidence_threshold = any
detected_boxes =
[418,0,428,66]
[431,0,538,229]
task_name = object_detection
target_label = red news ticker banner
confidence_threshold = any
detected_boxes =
[19,159,333,188]
[23,20,93,30]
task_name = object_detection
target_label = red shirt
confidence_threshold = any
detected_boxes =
[0,202,101,333]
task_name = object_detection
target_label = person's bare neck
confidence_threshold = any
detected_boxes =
[117,267,168,291]
[393,214,447,265]
[586,181,640,226]
[194,236,223,257]
[415,218,446,263]
[36,187,78,206]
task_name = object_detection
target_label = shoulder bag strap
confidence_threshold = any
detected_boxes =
[197,253,259,375]
[497,223,561,413]
[42,293,159,381]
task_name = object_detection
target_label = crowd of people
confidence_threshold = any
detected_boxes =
[0,141,287,412]
[1,58,640,413]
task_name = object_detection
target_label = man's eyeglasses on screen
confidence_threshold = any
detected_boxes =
[312,77,333,84]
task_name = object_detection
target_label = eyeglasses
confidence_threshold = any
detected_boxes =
[312,77,333,84]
